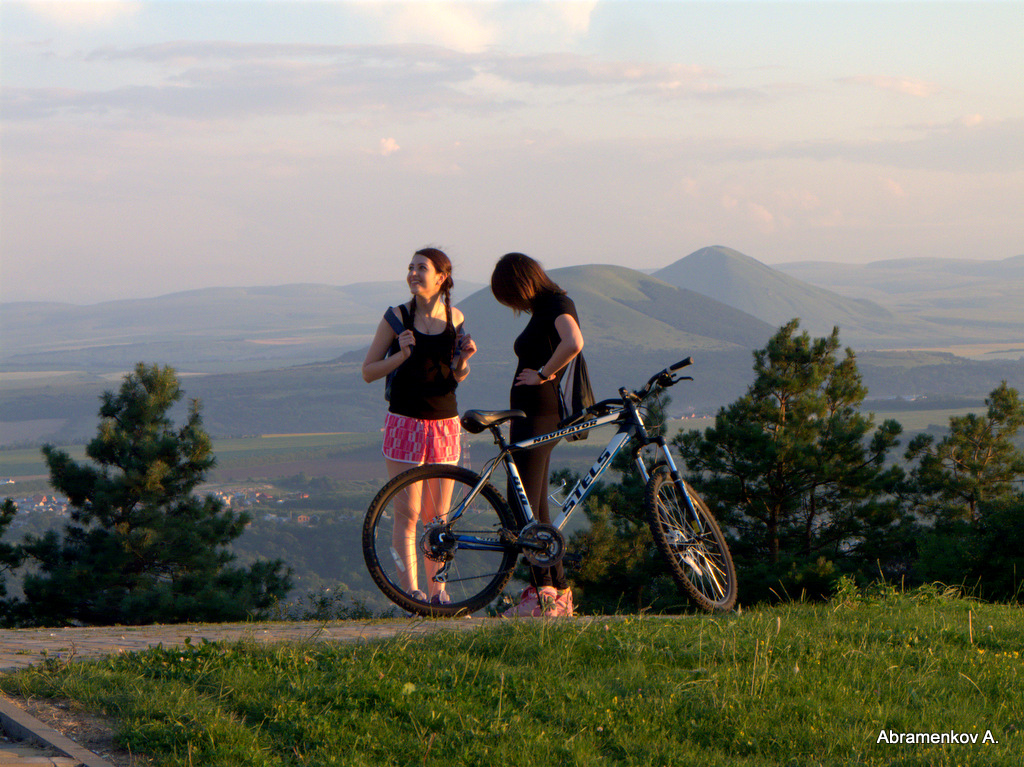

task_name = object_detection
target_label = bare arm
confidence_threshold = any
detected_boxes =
[361,312,414,383]
[451,307,477,383]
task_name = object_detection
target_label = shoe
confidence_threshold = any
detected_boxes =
[405,589,428,617]
[536,586,559,616]
[430,590,450,605]
[543,587,574,617]
[501,586,539,618]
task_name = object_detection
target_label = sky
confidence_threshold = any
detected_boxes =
[2,0,1023,304]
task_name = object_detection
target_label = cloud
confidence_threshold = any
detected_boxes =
[22,0,140,26]
[352,1,598,53]
[3,42,491,121]
[352,3,497,53]
[747,202,776,233]
[378,137,401,156]
[838,74,944,98]
[485,52,715,89]
[881,178,906,197]
[4,41,737,124]
[777,117,1024,173]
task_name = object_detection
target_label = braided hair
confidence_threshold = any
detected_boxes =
[409,248,456,363]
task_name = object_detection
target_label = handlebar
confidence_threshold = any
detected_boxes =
[633,357,693,400]
[581,357,694,419]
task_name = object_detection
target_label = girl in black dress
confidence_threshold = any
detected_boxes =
[491,252,584,617]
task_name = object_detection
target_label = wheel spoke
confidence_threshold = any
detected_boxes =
[646,468,736,612]
[363,465,518,616]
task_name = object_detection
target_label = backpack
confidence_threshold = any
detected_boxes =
[383,304,412,402]
[557,353,596,441]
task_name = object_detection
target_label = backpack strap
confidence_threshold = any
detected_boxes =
[385,303,412,336]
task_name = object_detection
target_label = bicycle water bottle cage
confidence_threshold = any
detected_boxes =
[460,409,526,434]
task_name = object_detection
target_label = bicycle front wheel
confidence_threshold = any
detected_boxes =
[363,464,519,617]
[645,467,737,612]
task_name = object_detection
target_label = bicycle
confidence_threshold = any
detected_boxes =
[362,357,737,617]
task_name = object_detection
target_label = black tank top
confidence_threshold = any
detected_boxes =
[388,313,459,420]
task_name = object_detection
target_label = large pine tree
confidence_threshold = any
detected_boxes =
[16,363,291,626]
[673,320,910,599]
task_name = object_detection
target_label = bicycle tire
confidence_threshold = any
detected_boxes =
[362,464,519,617]
[645,466,737,612]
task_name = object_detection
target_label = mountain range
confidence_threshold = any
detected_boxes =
[2,247,1023,445]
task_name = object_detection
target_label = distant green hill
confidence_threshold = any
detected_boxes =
[439,264,776,419]
[652,246,900,343]
[0,282,484,374]
[454,263,773,358]
[0,265,777,444]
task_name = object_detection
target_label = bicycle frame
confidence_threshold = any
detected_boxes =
[441,387,696,559]
[364,355,737,614]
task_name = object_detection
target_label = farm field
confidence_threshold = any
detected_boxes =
[0,404,985,490]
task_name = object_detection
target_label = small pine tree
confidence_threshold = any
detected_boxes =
[0,499,23,617]
[906,381,1024,523]
[15,363,292,626]
[907,382,1024,601]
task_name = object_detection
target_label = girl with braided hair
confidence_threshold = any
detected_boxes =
[362,247,476,605]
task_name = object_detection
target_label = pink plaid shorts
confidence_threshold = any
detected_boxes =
[382,412,461,465]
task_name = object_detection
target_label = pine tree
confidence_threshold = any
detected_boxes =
[906,381,1024,522]
[15,363,291,626]
[907,382,1024,601]
[673,320,909,599]
[0,499,23,615]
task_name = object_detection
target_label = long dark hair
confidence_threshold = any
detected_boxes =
[408,247,456,361]
[490,252,564,314]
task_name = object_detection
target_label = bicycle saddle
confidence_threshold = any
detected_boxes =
[460,409,525,434]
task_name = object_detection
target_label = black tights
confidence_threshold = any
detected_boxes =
[509,413,567,590]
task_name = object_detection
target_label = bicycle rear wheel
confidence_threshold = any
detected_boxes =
[645,467,737,611]
[362,464,519,617]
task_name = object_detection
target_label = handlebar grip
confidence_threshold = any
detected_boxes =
[670,357,693,371]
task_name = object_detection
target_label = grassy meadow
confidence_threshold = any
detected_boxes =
[1,585,1021,766]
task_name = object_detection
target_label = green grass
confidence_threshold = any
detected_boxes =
[2,586,1021,766]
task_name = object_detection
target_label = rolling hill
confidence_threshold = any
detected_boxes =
[654,247,1024,349]
[3,249,1023,445]
[1,264,777,444]
[0,281,484,374]
[653,246,897,342]
[452,263,773,360]
[775,255,1024,336]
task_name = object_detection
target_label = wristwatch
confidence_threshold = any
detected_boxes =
[537,367,546,380]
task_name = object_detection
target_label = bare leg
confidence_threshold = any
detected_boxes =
[419,474,455,599]
[387,458,421,594]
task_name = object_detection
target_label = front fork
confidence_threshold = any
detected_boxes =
[632,435,682,483]
[634,436,701,524]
